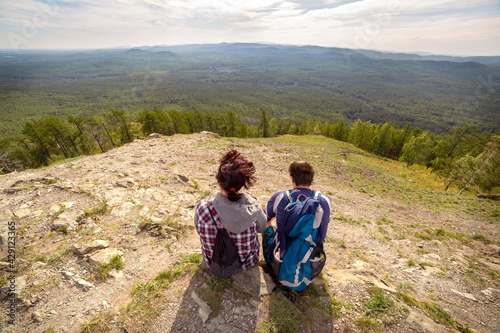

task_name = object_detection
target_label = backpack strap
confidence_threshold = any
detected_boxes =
[312,191,323,229]
[207,202,224,230]
[272,190,293,215]
[290,190,320,203]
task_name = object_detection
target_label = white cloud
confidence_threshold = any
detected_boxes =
[0,0,498,55]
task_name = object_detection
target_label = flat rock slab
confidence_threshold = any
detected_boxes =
[231,266,276,296]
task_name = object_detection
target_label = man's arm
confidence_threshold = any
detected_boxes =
[265,191,281,220]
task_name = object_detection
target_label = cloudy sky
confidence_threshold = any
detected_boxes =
[1,0,499,56]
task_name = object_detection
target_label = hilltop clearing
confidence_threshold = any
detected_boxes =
[0,133,499,332]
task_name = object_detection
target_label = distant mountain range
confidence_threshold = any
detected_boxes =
[131,42,500,66]
[0,43,499,135]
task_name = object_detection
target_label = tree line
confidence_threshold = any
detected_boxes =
[0,108,498,194]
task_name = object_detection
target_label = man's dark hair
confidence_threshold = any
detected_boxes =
[289,161,314,186]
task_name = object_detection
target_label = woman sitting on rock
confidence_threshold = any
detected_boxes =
[194,150,267,277]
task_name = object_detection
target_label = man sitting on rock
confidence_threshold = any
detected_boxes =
[263,161,331,290]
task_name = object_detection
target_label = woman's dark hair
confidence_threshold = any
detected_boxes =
[289,161,314,187]
[216,150,256,202]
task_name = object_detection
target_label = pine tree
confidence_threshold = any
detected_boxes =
[258,109,271,138]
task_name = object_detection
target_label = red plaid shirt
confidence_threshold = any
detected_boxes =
[195,200,260,272]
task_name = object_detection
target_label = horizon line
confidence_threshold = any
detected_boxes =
[0,42,499,58]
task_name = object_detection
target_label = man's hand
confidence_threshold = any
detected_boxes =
[267,217,276,227]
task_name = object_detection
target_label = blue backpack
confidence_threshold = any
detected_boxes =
[270,190,326,291]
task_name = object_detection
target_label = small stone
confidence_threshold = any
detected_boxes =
[451,289,478,302]
[177,174,189,183]
[74,278,95,291]
[61,271,75,279]
[480,289,493,297]
[32,311,43,323]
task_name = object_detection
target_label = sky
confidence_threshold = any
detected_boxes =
[0,0,499,56]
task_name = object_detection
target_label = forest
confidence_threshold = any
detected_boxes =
[0,43,499,193]
[1,43,499,137]
[0,107,498,195]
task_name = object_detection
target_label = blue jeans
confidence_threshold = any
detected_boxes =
[262,226,276,265]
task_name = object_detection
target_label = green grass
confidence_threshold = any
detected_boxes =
[92,255,125,281]
[395,293,473,333]
[470,234,491,244]
[84,202,108,217]
[419,262,435,268]
[363,287,395,317]
[80,311,114,333]
[413,227,493,246]
[361,287,408,326]
[332,216,369,226]
[117,253,202,332]
[407,259,417,266]
[47,249,71,266]
[257,277,339,332]
[396,283,414,293]
[326,237,346,249]
[355,317,383,332]
[256,292,304,333]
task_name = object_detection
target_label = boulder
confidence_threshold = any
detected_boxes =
[147,133,161,139]
[200,131,220,138]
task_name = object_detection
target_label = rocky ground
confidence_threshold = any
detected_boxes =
[0,133,499,333]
